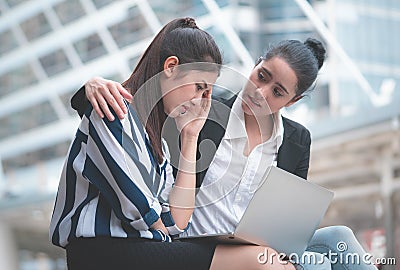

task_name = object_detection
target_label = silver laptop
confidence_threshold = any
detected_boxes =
[176,166,334,256]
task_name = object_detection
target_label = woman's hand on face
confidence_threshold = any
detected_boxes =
[175,89,212,140]
[85,77,133,121]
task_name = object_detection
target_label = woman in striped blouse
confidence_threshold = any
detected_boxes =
[50,17,294,270]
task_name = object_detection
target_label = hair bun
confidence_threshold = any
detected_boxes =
[182,17,198,29]
[304,38,326,70]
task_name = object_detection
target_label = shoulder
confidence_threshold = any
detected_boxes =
[282,116,309,132]
[282,116,311,144]
[86,102,145,143]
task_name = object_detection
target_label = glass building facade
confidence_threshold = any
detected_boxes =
[0,0,399,268]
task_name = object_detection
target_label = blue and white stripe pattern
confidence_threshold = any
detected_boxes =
[50,103,187,248]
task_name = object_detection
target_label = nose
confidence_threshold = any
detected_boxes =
[190,96,202,106]
[255,86,269,101]
[190,90,205,105]
[247,80,268,101]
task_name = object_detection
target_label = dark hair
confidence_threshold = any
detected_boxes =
[122,17,222,163]
[260,38,326,96]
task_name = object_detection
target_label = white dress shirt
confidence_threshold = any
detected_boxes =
[185,93,284,236]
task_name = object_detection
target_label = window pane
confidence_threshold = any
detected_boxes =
[207,26,237,63]
[73,34,107,63]
[0,30,18,56]
[215,0,229,7]
[5,0,28,7]
[39,49,71,77]
[108,74,124,83]
[0,101,58,140]
[148,0,208,24]
[2,141,70,173]
[20,12,53,41]
[0,64,38,96]
[53,0,86,25]
[128,56,139,70]
[108,7,152,48]
[259,0,306,20]
[93,0,120,9]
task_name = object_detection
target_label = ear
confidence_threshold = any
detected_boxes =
[285,95,303,107]
[163,56,179,78]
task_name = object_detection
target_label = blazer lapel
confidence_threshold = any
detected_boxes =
[277,117,307,174]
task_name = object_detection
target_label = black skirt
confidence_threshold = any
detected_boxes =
[66,237,217,270]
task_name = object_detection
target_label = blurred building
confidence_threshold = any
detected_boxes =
[0,0,398,269]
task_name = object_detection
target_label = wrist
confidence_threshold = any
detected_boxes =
[180,133,199,144]
[178,134,198,174]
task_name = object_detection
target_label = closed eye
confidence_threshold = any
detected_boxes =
[195,83,204,91]
[202,89,210,98]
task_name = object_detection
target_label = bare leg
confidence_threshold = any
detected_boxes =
[210,245,296,270]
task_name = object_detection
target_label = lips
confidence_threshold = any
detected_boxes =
[247,95,261,107]
[179,105,188,115]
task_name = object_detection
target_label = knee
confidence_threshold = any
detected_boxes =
[315,226,355,243]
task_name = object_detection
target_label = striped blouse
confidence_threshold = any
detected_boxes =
[50,103,187,248]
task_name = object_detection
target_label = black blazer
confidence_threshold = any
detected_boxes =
[71,89,311,188]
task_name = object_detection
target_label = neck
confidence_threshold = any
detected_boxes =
[243,113,275,156]
[244,113,274,141]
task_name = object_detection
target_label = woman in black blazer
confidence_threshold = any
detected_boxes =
[71,39,376,270]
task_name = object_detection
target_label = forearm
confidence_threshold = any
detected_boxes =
[169,134,198,229]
